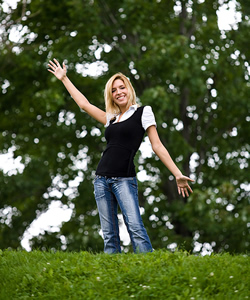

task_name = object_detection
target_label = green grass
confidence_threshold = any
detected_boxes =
[0,250,249,299]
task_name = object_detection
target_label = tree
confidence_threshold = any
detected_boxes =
[0,0,249,253]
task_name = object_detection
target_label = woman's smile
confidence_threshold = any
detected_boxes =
[116,95,126,101]
[112,79,129,107]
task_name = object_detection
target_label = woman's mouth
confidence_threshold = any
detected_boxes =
[117,95,126,101]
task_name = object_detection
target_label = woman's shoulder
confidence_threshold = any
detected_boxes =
[142,105,154,114]
[141,105,156,130]
[137,105,153,111]
[136,105,155,118]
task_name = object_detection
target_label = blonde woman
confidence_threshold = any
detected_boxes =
[48,59,194,253]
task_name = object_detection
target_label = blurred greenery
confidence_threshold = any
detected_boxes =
[0,0,249,253]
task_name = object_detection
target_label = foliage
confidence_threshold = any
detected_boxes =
[0,0,249,253]
[0,250,249,299]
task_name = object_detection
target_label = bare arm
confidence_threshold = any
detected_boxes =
[146,125,194,197]
[48,59,106,125]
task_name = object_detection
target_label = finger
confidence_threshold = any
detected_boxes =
[185,189,189,197]
[178,187,181,195]
[184,176,195,183]
[48,63,55,70]
[187,185,193,193]
[47,69,54,73]
[181,189,185,197]
[188,178,195,182]
[53,58,61,67]
[49,60,57,68]
[187,177,195,182]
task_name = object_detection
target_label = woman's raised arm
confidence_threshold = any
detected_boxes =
[48,59,106,125]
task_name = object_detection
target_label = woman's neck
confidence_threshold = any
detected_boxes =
[119,105,131,114]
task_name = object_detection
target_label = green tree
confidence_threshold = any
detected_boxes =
[0,0,249,253]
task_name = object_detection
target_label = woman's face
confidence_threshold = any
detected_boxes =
[112,79,129,109]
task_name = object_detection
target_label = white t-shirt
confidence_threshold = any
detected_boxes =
[105,105,156,130]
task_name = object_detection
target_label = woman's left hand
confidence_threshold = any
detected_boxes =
[175,175,194,197]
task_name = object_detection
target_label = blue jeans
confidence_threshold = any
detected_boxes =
[94,176,153,254]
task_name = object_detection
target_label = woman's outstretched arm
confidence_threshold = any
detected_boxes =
[48,58,106,125]
[146,125,194,197]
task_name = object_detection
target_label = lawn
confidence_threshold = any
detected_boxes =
[0,249,249,299]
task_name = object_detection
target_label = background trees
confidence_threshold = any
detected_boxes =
[0,0,249,253]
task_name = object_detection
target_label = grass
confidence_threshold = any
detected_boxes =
[0,249,249,299]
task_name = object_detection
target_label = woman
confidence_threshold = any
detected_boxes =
[48,59,194,254]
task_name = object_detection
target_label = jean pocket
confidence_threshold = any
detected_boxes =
[93,175,102,184]
[118,177,138,189]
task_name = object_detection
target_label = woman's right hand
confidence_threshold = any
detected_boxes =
[48,58,67,81]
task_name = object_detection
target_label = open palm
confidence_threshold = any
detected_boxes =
[176,175,194,197]
[48,58,66,80]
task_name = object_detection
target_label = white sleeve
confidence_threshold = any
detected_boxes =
[141,106,156,131]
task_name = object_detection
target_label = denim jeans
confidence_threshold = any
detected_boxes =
[94,175,153,254]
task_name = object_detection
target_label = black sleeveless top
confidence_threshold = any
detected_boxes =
[96,106,145,177]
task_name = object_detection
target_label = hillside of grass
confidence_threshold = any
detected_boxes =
[0,249,249,299]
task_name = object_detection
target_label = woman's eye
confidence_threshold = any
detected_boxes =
[112,86,125,93]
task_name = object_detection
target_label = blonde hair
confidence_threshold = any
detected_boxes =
[104,73,137,115]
